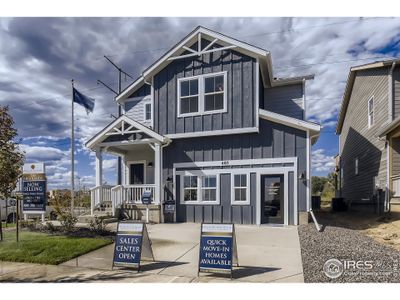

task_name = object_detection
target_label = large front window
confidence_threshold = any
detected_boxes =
[180,173,219,204]
[178,72,227,117]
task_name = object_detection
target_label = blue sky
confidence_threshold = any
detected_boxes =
[1,17,400,190]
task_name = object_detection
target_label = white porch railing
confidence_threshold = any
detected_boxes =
[91,184,157,216]
[90,185,112,215]
[392,175,400,197]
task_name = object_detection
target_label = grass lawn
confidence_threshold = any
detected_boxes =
[1,222,16,228]
[0,230,112,265]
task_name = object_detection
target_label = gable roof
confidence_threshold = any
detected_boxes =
[259,109,321,144]
[336,58,400,134]
[85,115,170,149]
[116,26,314,103]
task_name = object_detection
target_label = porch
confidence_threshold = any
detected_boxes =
[85,115,170,222]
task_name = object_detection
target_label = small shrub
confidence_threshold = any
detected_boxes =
[59,212,78,232]
[45,221,57,233]
[88,216,107,234]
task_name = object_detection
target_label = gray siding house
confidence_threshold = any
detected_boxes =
[85,26,321,225]
[336,59,400,211]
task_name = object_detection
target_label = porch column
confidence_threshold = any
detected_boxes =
[95,147,103,187]
[154,143,161,205]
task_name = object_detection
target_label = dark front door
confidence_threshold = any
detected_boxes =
[260,175,284,224]
[129,163,144,185]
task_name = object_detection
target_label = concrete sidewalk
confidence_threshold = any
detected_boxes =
[0,223,303,283]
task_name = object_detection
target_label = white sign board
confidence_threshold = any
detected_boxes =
[23,163,45,174]
[118,222,143,233]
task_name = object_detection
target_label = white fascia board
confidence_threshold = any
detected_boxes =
[116,26,270,102]
[166,127,259,139]
[259,109,321,133]
[85,115,169,149]
[116,76,145,102]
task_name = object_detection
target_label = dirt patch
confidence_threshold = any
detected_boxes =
[314,205,400,251]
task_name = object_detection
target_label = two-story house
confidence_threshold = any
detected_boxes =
[336,58,400,212]
[85,26,321,225]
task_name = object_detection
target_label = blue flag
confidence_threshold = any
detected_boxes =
[73,87,95,114]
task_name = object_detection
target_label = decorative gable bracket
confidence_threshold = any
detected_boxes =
[105,120,141,136]
[167,32,237,61]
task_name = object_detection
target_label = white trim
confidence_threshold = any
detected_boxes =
[98,139,158,148]
[355,157,359,175]
[115,26,269,102]
[178,171,221,205]
[302,78,306,119]
[259,108,321,133]
[173,157,298,226]
[174,157,296,169]
[86,115,169,149]
[306,130,311,212]
[166,127,259,139]
[144,102,152,122]
[368,96,374,128]
[151,77,155,129]
[255,60,260,129]
[126,160,147,185]
[231,172,251,205]
[177,71,228,118]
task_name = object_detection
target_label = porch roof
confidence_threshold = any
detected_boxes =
[85,115,170,150]
[378,116,400,139]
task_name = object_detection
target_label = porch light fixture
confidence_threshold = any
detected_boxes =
[166,176,173,182]
[147,162,153,168]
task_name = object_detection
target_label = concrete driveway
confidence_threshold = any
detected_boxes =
[58,223,304,283]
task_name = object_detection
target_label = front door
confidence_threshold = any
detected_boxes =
[129,163,144,185]
[260,175,284,224]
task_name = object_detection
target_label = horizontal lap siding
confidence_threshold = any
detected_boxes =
[340,67,389,203]
[165,119,307,224]
[153,43,257,135]
[394,67,400,119]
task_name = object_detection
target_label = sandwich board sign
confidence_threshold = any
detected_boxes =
[112,221,154,271]
[198,223,239,278]
[22,163,46,221]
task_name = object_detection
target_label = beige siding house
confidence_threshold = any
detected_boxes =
[336,59,400,211]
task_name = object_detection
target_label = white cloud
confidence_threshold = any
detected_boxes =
[20,144,68,161]
[312,149,336,173]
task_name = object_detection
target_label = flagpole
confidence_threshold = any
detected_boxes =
[71,79,75,215]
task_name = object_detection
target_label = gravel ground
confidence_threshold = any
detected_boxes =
[298,224,400,283]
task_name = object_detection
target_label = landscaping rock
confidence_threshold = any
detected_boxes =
[298,224,400,283]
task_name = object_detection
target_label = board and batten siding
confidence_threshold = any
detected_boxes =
[162,118,307,225]
[153,40,257,135]
[340,67,389,203]
[264,83,304,120]
[391,137,400,177]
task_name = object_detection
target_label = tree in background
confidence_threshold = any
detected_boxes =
[312,172,336,201]
[0,106,25,241]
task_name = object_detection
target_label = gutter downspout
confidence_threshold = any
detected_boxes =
[386,62,396,212]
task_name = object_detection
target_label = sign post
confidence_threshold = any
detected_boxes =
[198,223,238,279]
[112,221,154,272]
[141,190,152,224]
[22,163,46,222]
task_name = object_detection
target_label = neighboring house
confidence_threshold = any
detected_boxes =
[85,26,321,225]
[336,59,400,211]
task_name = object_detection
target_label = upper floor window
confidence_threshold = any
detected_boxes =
[368,96,374,128]
[178,71,227,117]
[355,157,359,175]
[144,102,152,121]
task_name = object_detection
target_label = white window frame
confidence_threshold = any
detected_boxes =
[177,71,227,118]
[144,101,152,121]
[355,157,359,175]
[182,175,199,202]
[179,171,220,205]
[368,96,374,128]
[231,173,250,205]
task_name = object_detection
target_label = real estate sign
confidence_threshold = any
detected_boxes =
[22,163,46,213]
[112,222,154,271]
[198,223,238,277]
